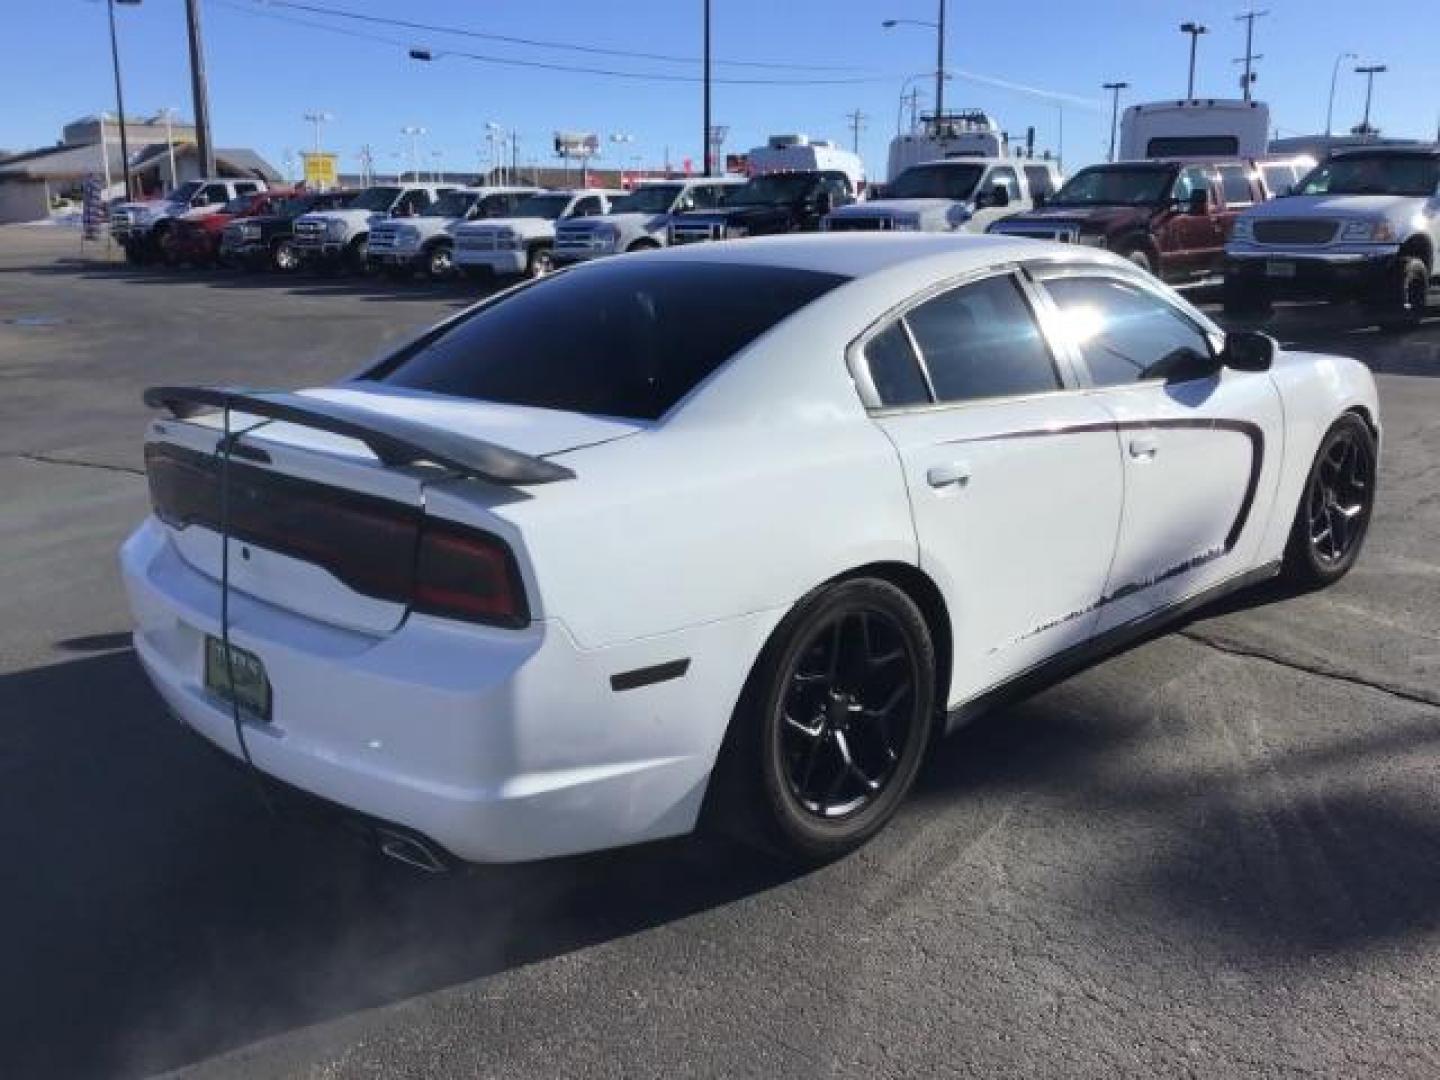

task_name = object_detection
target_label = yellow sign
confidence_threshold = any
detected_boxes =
[302,152,338,189]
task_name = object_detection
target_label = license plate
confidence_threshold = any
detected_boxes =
[1265,260,1296,278]
[205,636,272,721]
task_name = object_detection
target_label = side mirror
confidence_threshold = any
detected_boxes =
[988,185,1011,208]
[1186,188,1209,216]
[1222,330,1275,372]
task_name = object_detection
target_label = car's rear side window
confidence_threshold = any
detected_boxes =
[368,261,847,421]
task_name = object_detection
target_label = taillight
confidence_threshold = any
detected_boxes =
[414,519,528,628]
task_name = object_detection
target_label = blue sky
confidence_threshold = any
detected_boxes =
[2,0,1434,183]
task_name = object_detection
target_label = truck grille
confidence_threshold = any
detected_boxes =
[992,224,1080,243]
[1253,219,1340,245]
[293,220,327,247]
[826,216,890,232]
[554,230,601,252]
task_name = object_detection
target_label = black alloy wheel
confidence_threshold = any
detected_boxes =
[426,243,454,279]
[1284,414,1377,587]
[710,578,936,863]
[272,239,299,272]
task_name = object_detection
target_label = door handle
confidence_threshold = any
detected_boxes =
[1128,435,1159,460]
[926,461,971,489]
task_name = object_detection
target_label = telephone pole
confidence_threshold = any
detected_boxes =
[185,0,215,176]
[845,109,870,154]
[105,0,136,199]
[1102,81,1129,162]
[702,0,713,175]
[1234,10,1268,102]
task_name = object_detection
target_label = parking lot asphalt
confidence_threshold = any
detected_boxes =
[2,225,1439,1079]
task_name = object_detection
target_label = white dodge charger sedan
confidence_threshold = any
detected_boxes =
[122,234,1379,867]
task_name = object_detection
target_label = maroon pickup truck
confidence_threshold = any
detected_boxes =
[987,159,1267,284]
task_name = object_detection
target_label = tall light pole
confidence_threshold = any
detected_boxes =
[1234,10,1268,103]
[185,0,215,177]
[401,126,426,182]
[1355,63,1387,140]
[302,111,334,157]
[1102,81,1129,162]
[702,0,712,175]
[157,106,179,189]
[1325,51,1358,138]
[882,3,947,122]
[1179,22,1209,99]
[105,0,141,199]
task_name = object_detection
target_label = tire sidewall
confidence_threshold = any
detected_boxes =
[1284,414,1378,587]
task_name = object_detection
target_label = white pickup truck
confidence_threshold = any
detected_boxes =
[366,186,539,279]
[111,177,268,264]
[823,157,1061,234]
[291,183,457,273]
[1225,146,1439,328]
[551,178,744,266]
[452,188,626,279]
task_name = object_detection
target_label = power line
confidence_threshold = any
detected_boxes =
[238,0,868,73]
[216,0,881,85]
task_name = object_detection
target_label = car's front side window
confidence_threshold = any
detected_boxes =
[901,275,1061,405]
[1041,275,1216,387]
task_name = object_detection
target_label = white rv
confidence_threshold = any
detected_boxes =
[1119,98,1271,161]
[746,134,866,194]
[885,110,1011,182]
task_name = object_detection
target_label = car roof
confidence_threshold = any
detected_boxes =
[623,232,1126,279]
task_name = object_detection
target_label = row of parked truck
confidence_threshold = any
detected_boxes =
[107,107,1438,329]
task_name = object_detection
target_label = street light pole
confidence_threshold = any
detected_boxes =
[105,0,137,199]
[1355,63,1387,140]
[1325,51,1358,139]
[185,0,215,177]
[1102,81,1129,162]
[702,0,712,175]
[401,126,426,181]
[1180,22,1209,99]
[934,0,946,120]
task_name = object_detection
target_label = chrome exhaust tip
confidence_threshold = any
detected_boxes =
[376,827,449,874]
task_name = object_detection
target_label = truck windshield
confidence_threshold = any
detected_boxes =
[722,174,817,206]
[422,192,478,217]
[887,164,984,200]
[607,185,684,213]
[366,261,847,421]
[165,181,202,203]
[221,194,260,215]
[351,186,403,211]
[509,194,574,219]
[1047,166,1176,207]
[1295,155,1440,197]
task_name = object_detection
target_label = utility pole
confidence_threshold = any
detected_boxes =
[303,111,333,157]
[1234,10,1267,102]
[105,0,135,199]
[358,145,374,187]
[185,0,215,176]
[702,0,712,175]
[1324,51,1358,139]
[1355,63,1387,140]
[1179,22,1208,99]
[934,0,946,120]
[1102,81,1129,162]
[845,109,870,154]
[158,107,179,189]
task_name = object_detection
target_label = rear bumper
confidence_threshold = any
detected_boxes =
[120,518,769,863]
[1225,244,1400,298]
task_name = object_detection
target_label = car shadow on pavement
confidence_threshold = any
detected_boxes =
[0,649,793,1080]
[1219,300,1440,377]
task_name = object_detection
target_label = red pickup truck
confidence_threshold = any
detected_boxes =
[163,189,297,268]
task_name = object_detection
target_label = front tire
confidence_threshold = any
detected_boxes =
[1367,255,1430,332]
[1282,414,1377,589]
[271,239,299,272]
[424,242,455,279]
[524,245,554,279]
[711,578,936,863]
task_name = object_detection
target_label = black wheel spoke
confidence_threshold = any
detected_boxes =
[1305,428,1373,567]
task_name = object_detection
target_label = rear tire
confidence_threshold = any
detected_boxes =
[706,578,936,864]
[1281,413,1377,589]
[424,242,455,279]
[271,239,299,272]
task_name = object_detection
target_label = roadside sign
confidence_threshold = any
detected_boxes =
[302,152,338,189]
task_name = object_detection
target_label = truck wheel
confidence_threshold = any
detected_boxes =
[424,242,455,279]
[626,238,660,253]
[524,246,554,279]
[1222,272,1271,320]
[271,239,299,272]
[1368,256,1430,332]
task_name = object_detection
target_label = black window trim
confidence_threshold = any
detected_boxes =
[847,264,1085,415]
[1026,261,1226,390]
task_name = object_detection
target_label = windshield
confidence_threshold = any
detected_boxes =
[1260,164,1296,194]
[1049,166,1176,207]
[367,261,847,421]
[509,194,573,219]
[351,186,403,212]
[165,181,202,203]
[722,174,818,206]
[422,191,479,217]
[220,194,260,215]
[887,164,984,200]
[1295,155,1440,197]
[606,185,684,214]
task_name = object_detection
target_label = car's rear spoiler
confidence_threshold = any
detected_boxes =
[142,385,575,485]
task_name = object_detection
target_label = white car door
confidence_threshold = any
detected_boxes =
[1032,268,1284,634]
[862,269,1126,706]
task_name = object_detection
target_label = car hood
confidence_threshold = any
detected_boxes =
[996,204,1151,231]
[300,209,385,226]
[375,216,458,236]
[459,217,555,238]
[1242,193,1422,220]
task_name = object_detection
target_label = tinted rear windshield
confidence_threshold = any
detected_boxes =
[367,261,847,420]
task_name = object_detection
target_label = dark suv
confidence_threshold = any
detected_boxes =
[988,159,1265,283]
[667,171,856,245]
[219,190,358,272]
